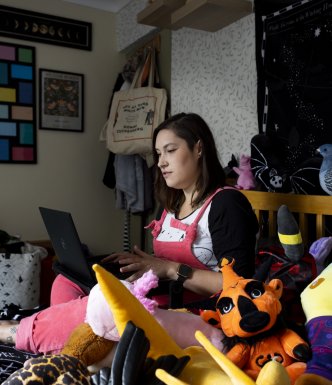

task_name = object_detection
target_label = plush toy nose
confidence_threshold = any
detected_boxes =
[238,295,270,333]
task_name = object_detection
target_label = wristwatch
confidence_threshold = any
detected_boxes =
[176,264,193,283]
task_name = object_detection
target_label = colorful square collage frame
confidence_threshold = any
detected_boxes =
[0,41,36,163]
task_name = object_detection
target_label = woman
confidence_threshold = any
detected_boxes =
[0,112,258,354]
[106,112,258,303]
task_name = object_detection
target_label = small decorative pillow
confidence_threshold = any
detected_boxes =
[0,243,47,309]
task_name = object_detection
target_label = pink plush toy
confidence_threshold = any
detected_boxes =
[233,154,256,190]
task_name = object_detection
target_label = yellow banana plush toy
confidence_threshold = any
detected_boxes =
[93,264,291,385]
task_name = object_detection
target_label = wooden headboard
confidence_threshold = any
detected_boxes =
[241,190,332,246]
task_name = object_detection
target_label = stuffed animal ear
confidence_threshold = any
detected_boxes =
[253,255,274,282]
[268,279,283,299]
[277,204,304,262]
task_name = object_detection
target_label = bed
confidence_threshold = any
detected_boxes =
[241,190,332,246]
[1,191,332,382]
[240,190,332,328]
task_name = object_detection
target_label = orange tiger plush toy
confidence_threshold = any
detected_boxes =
[201,257,310,385]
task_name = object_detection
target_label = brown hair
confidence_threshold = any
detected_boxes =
[152,113,226,212]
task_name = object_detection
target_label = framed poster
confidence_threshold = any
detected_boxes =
[39,69,84,132]
[0,5,92,51]
[0,41,36,163]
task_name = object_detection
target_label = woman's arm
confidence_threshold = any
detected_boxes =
[102,247,222,296]
[209,189,259,278]
[182,189,258,295]
[181,268,222,296]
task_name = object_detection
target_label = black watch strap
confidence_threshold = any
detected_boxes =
[176,264,193,283]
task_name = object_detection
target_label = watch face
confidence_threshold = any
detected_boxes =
[178,264,193,279]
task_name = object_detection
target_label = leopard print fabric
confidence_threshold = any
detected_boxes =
[3,354,92,384]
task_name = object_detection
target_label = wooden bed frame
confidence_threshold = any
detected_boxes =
[241,190,332,246]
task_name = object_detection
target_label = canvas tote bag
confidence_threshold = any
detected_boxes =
[100,49,167,161]
[0,243,47,308]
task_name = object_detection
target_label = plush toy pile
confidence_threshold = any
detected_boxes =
[4,260,332,385]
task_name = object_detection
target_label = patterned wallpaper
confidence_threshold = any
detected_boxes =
[116,0,156,52]
[171,14,259,167]
[116,1,259,166]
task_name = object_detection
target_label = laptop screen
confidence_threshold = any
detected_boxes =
[39,207,96,290]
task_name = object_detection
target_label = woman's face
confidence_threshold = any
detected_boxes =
[155,128,201,191]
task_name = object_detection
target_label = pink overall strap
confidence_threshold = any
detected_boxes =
[157,186,225,225]
[192,187,223,225]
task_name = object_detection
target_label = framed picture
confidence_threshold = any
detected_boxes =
[39,69,84,132]
[0,41,37,163]
[0,5,92,51]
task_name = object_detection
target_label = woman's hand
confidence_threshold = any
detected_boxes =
[101,246,178,282]
[101,248,223,296]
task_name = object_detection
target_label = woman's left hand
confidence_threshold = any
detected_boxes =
[101,245,177,282]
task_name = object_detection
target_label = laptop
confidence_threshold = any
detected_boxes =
[39,206,129,293]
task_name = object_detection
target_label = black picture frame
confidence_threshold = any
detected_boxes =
[0,5,92,51]
[39,69,84,132]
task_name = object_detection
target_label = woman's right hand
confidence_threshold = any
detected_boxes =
[101,246,178,283]
[102,249,222,297]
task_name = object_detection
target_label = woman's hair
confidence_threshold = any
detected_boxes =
[152,112,226,212]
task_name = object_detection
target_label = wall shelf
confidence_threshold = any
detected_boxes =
[172,0,253,32]
[137,0,186,30]
[137,0,253,32]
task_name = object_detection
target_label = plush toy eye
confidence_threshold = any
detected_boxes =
[217,297,234,314]
[250,288,262,298]
[245,280,265,299]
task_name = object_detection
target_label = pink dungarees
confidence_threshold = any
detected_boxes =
[147,188,223,306]
[16,274,88,354]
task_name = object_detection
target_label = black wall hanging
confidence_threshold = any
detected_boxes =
[0,5,92,51]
